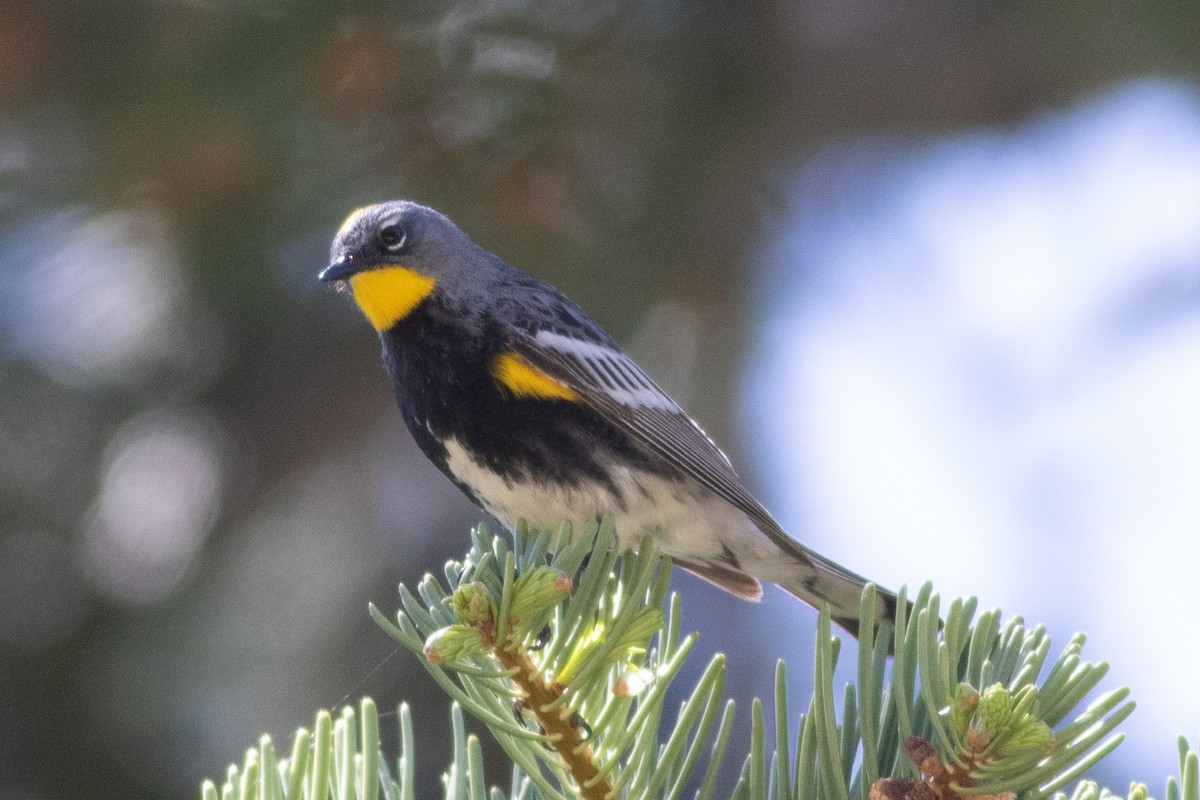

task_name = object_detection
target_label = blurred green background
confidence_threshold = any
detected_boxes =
[2,2,1198,798]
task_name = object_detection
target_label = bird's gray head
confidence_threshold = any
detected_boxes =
[319,200,494,332]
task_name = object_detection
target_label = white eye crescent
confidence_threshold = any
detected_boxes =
[377,222,407,252]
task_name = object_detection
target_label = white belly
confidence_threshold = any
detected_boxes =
[441,437,756,561]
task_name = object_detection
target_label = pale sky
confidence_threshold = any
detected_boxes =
[747,78,1200,789]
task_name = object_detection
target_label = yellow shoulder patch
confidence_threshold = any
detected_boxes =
[491,353,579,402]
[348,266,437,331]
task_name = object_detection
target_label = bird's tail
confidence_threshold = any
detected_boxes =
[771,548,900,640]
[675,541,900,641]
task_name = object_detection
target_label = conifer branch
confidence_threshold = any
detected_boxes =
[200,519,1168,800]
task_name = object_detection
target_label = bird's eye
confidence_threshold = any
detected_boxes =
[377,222,408,252]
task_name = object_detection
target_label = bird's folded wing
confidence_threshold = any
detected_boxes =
[512,329,797,550]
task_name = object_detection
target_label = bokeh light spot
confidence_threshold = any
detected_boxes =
[1,205,223,394]
[80,410,226,606]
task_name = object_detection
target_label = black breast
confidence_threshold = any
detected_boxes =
[379,298,664,498]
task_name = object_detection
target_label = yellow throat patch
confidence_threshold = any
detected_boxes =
[348,267,437,331]
[491,353,579,401]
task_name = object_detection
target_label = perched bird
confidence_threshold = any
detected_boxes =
[320,200,898,635]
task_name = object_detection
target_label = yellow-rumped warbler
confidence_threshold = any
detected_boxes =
[320,200,897,635]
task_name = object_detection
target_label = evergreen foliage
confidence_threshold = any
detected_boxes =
[202,519,1176,800]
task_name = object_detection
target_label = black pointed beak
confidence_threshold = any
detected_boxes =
[319,256,355,282]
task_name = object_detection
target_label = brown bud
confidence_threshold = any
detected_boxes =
[904,736,945,778]
[870,779,940,800]
[871,778,917,800]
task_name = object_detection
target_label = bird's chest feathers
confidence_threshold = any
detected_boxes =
[349,266,437,331]
[381,307,576,414]
[380,310,489,428]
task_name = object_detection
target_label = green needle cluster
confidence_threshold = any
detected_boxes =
[200,519,1175,800]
